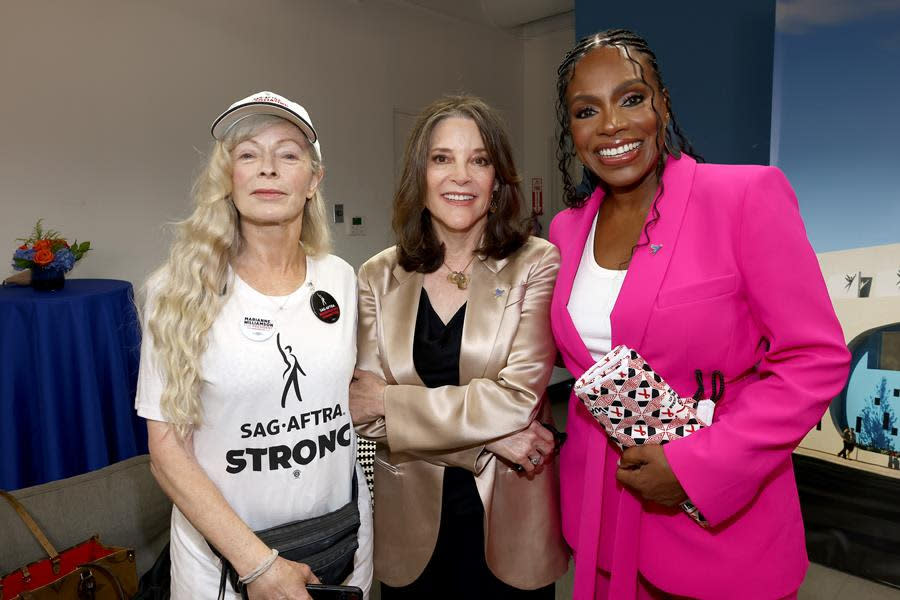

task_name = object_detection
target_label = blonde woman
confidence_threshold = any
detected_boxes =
[135,92,372,600]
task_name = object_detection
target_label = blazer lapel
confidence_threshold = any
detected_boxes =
[459,255,513,383]
[611,155,696,349]
[555,188,604,372]
[381,264,425,386]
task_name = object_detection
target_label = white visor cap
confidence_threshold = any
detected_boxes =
[211,91,321,159]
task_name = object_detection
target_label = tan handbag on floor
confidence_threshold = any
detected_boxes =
[0,490,137,600]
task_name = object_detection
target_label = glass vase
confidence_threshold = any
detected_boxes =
[30,267,66,291]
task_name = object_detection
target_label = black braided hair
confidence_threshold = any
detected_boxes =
[555,29,703,266]
[556,29,702,206]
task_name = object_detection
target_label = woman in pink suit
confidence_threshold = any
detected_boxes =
[549,30,850,599]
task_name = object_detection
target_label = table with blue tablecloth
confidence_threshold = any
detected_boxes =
[0,279,147,490]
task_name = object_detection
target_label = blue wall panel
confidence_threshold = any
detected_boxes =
[574,1,776,166]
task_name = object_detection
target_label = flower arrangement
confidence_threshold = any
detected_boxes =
[12,220,91,274]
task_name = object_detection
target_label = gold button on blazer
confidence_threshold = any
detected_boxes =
[355,236,570,589]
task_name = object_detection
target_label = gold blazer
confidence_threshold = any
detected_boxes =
[355,236,569,589]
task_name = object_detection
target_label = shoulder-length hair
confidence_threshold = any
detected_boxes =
[143,114,330,437]
[394,95,528,273]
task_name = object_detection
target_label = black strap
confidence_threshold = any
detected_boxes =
[710,370,725,404]
[217,561,229,600]
[692,369,704,402]
[692,369,726,404]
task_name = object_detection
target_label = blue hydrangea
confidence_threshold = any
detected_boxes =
[12,247,34,271]
[50,248,76,272]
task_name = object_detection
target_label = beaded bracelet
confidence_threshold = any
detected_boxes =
[239,548,279,585]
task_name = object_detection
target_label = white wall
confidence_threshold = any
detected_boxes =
[520,13,575,237]
[1,0,576,285]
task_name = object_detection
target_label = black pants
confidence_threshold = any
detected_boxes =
[838,442,855,458]
[381,469,554,600]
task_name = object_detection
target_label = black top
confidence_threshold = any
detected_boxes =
[413,289,465,388]
[412,289,481,516]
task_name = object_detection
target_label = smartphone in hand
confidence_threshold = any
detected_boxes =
[305,583,364,600]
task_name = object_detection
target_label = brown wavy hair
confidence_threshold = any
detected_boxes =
[394,95,528,273]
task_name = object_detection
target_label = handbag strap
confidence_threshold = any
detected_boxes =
[0,489,60,561]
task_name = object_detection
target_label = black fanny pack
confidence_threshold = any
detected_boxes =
[214,470,360,599]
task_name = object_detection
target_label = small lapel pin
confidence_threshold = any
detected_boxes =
[494,288,506,298]
[650,244,663,255]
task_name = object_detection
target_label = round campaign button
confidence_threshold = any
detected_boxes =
[240,312,276,341]
[310,291,340,323]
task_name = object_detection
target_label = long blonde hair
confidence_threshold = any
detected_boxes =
[144,114,330,437]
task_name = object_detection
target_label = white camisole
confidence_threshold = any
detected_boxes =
[567,213,627,361]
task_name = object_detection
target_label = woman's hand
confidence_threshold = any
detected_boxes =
[486,421,557,475]
[615,445,688,507]
[246,557,321,600]
[349,369,386,424]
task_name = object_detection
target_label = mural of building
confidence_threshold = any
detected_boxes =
[797,243,900,476]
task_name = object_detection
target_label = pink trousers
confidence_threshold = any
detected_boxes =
[594,570,799,600]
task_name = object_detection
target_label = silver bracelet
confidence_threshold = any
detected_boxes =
[239,548,279,585]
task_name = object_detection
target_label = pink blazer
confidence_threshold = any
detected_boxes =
[549,155,850,599]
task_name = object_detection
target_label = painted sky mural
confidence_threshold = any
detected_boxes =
[772,0,900,252]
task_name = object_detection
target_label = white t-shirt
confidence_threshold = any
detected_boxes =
[568,213,627,360]
[136,253,373,599]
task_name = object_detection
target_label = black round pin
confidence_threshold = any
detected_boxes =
[310,290,340,323]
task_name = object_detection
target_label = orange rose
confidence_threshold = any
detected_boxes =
[18,244,28,250]
[34,239,51,251]
[34,248,54,266]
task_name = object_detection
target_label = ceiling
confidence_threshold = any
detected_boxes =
[399,0,573,28]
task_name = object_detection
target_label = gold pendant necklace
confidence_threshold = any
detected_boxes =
[443,255,476,290]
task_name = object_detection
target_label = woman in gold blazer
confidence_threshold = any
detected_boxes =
[350,96,569,598]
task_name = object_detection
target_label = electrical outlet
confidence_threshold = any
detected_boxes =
[349,216,366,236]
[333,203,344,224]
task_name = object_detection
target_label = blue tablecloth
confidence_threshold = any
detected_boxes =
[0,279,147,490]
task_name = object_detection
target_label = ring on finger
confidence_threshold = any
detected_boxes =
[530,456,541,466]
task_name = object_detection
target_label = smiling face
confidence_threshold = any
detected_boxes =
[424,116,495,239]
[230,120,322,230]
[566,45,667,195]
